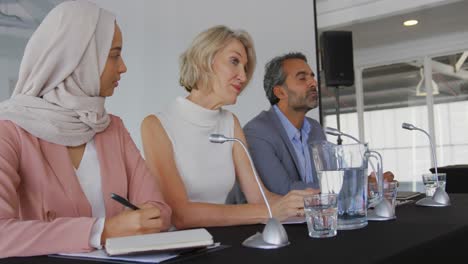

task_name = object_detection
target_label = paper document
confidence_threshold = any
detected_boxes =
[53,249,177,263]
[282,216,306,224]
[51,243,224,263]
[396,191,422,200]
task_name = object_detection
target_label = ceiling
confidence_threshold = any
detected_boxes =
[324,0,468,50]
[319,0,468,115]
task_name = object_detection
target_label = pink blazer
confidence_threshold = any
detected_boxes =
[0,115,172,258]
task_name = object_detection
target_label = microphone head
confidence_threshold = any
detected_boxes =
[402,123,415,130]
[324,127,341,136]
[209,134,228,143]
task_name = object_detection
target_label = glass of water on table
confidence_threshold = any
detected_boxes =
[304,193,338,238]
[422,173,446,197]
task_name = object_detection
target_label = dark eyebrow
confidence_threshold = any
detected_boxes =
[296,70,315,78]
[296,71,307,77]
[110,47,122,51]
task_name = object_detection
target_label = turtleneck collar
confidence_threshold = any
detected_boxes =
[169,97,222,127]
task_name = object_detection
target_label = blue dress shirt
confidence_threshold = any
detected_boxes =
[273,105,314,184]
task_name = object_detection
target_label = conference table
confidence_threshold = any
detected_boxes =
[3,194,468,264]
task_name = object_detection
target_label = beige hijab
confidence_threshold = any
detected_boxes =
[0,1,115,146]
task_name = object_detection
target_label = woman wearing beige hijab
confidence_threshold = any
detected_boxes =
[0,1,171,257]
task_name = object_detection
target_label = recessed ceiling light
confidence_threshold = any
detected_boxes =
[403,20,418,27]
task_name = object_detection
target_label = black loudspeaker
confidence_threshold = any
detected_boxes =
[320,31,354,87]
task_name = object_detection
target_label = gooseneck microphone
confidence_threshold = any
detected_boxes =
[401,122,450,207]
[209,134,289,249]
[401,123,439,177]
[209,134,272,217]
[324,127,360,143]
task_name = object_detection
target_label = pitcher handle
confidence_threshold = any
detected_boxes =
[367,150,384,208]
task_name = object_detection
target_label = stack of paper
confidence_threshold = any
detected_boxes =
[56,249,178,263]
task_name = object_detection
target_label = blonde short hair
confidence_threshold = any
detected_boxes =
[179,25,256,92]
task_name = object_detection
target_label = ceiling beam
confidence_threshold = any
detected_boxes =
[432,60,468,80]
[407,60,468,80]
[455,51,468,72]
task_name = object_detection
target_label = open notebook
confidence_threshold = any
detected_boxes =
[105,228,214,256]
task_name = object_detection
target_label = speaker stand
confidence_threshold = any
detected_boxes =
[334,86,342,145]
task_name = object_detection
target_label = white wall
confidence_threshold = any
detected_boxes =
[0,58,21,100]
[89,0,319,149]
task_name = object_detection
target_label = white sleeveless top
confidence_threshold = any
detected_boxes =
[158,97,236,204]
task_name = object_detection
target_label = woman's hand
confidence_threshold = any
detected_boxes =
[270,189,319,221]
[101,204,163,244]
[369,171,395,183]
[383,171,395,182]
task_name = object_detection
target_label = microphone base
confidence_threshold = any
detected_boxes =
[242,232,290,249]
[415,197,450,207]
[367,199,395,221]
[367,209,396,221]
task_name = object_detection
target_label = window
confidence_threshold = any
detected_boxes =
[320,53,468,191]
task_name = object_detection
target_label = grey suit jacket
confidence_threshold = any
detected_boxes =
[226,107,326,204]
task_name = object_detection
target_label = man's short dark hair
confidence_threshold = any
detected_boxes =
[263,52,308,105]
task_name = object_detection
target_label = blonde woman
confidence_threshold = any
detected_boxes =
[141,25,317,229]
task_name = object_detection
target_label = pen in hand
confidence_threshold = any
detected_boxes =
[111,193,140,210]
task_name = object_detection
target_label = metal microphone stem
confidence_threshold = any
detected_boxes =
[209,134,289,248]
[230,138,273,218]
[413,127,439,180]
[401,123,450,207]
[324,127,360,144]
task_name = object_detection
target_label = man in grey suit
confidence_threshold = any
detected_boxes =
[226,52,393,203]
[243,52,325,195]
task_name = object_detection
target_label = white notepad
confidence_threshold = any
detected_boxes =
[105,228,214,256]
